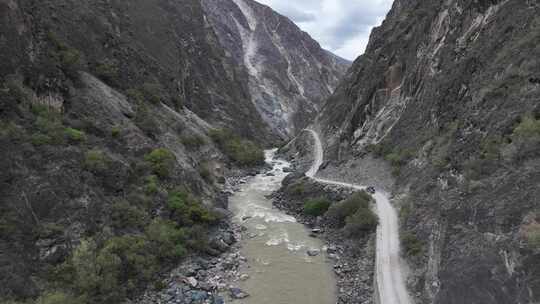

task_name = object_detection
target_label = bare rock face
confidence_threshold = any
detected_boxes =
[202,0,350,139]
[315,1,540,304]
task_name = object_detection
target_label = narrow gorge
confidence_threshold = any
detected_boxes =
[1,0,539,304]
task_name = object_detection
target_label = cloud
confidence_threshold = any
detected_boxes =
[256,0,393,60]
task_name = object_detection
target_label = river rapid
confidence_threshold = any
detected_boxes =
[229,149,336,304]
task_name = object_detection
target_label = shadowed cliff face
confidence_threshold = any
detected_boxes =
[201,0,350,139]
[316,0,540,303]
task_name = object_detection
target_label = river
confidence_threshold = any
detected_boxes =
[228,149,337,304]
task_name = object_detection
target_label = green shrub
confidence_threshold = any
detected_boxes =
[103,235,159,284]
[145,148,176,178]
[141,82,164,105]
[126,89,144,104]
[135,105,159,136]
[344,207,378,238]
[288,181,306,196]
[209,129,264,166]
[4,79,33,104]
[326,192,372,227]
[185,225,210,252]
[84,149,109,173]
[513,115,540,138]
[64,128,85,143]
[366,143,392,157]
[95,59,119,84]
[35,291,85,304]
[70,239,122,301]
[463,157,497,181]
[31,133,53,146]
[303,198,331,216]
[0,121,25,142]
[59,48,81,76]
[111,126,121,138]
[181,135,206,150]
[144,175,159,195]
[145,219,187,260]
[167,188,216,225]
[401,232,423,256]
[34,112,65,145]
[525,222,540,249]
[384,148,414,174]
[199,163,213,182]
[110,200,148,230]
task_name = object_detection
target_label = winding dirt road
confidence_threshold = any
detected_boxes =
[304,129,412,304]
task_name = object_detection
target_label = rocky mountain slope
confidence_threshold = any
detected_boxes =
[1,0,273,142]
[202,0,350,138]
[0,0,269,302]
[313,0,540,303]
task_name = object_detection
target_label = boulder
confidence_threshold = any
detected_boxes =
[230,287,250,299]
[307,249,320,256]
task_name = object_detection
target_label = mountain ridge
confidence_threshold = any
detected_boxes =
[202,0,350,138]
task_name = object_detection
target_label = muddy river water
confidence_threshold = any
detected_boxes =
[229,149,336,304]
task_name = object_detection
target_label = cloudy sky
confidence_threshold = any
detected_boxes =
[256,0,394,61]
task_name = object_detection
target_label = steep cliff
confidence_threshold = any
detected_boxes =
[314,0,540,303]
[202,0,350,138]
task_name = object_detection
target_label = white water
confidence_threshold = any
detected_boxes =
[229,149,336,304]
[305,129,412,304]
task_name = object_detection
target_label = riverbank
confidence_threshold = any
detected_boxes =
[134,166,269,304]
[271,175,376,304]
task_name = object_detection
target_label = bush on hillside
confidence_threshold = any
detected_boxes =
[144,148,176,179]
[198,162,213,182]
[401,232,423,257]
[326,191,372,227]
[209,129,264,166]
[84,149,109,174]
[110,200,148,230]
[287,181,306,196]
[94,59,119,84]
[527,225,540,249]
[35,291,85,304]
[181,135,206,150]
[64,128,86,143]
[167,188,216,225]
[145,219,187,260]
[303,198,331,216]
[144,175,159,195]
[344,207,378,238]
